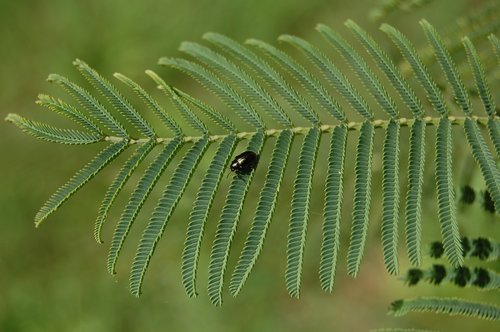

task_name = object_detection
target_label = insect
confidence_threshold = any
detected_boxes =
[229,150,259,175]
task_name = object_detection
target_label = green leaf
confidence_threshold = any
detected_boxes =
[462,37,496,118]
[179,41,292,127]
[381,120,400,275]
[130,137,210,297]
[315,26,397,118]
[275,35,346,122]
[5,113,102,145]
[94,140,155,243]
[36,94,103,135]
[402,264,500,290]
[34,140,127,226]
[146,71,208,134]
[463,119,500,213]
[286,127,321,298]
[289,25,373,120]
[115,72,183,137]
[405,119,426,266]
[315,24,373,120]
[74,59,156,138]
[435,118,462,267]
[381,24,448,116]
[389,297,500,320]
[203,33,293,127]
[173,87,236,133]
[182,134,237,298]
[203,33,312,124]
[487,118,500,156]
[345,20,423,118]
[9,20,500,304]
[461,37,500,159]
[159,57,264,129]
[47,74,127,137]
[230,129,293,296]
[245,39,321,125]
[347,121,374,277]
[107,138,182,274]
[207,131,265,306]
[320,125,347,292]
[420,20,471,115]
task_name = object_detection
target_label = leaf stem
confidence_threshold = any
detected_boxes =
[103,115,494,145]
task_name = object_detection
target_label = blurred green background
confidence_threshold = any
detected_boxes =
[1,0,499,331]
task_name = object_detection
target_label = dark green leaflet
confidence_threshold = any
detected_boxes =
[286,127,321,298]
[182,134,237,298]
[35,140,127,226]
[207,131,265,306]
[320,125,347,292]
[131,137,210,297]
[107,138,182,274]
[230,129,293,296]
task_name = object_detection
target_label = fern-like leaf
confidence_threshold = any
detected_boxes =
[381,24,447,116]
[316,26,397,118]
[130,136,210,297]
[274,35,346,122]
[147,71,208,135]
[462,37,496,118]
[420,20,472,115]
[94,140,155,243]
[5,114,102,145]
[36,94,103,135]
[345,20,423,118]
[347,121,374,277]
[115,72,183,137]
[389,297,500,320]
[320,125,347,292]
[172,87,236,133]
[463,119,500,213]
[422,22,499,212]
[107,139,182,274]
[73,59,156,138]
[402,264,500,290]
[405,119,426,266]
[158,57,264,129]
[462,36,499,158]
[488,118,500,156]
[292,25,373,120]
[203,33,320,123]
[207,131,265,306]
[461,37,500,159]
[435,118,462,267]
[47,74,127,137]
[286,127,321,298]
[381,120,400,275]
[203,33,292,127]
[182,134,238,298]
[179,41,292,127]
[245,39,321,124]
[34,140,127,226]
[8,20,500,305]
[230,129,293,296]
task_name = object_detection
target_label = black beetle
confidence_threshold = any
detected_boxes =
[230,150,259,175]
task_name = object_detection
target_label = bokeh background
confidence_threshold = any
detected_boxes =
[1,0,499,331]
